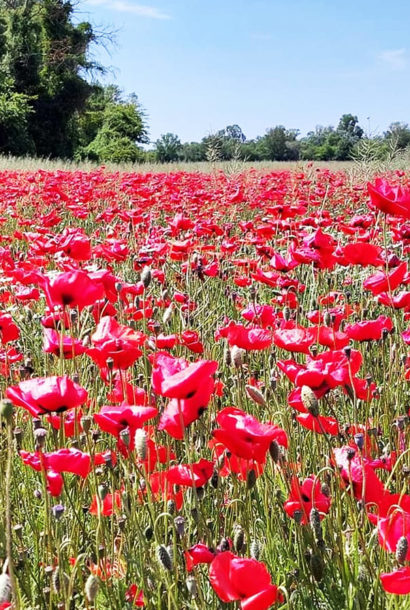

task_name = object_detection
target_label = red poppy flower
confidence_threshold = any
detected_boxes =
[42,270,105,310]
[212,407,287,464]
[209,551,283,609]
[87,316,146,370]
[209,438,265,481]
[367,179,410,219]
[377,511,410,560]
[273,326,314,354]
[166,458,214,488]
[363,261,407,296]
[296,413,339,435]
[93,405,158,455]
[341,242,383,267]
[7,375,88,417]
[284,476,331,524]
[380,567,410,595]
[20,448,91,478]
[345,315,393,342]
[159,359,217,399]
[42,328,87,359]
[89,490,122,516]
[217,322,272,351]
[0,313,20,343]
[185,543,215,572]
[47,409,83,437]
[125,584,145,606]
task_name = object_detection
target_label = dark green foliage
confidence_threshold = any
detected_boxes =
[77,86,148,162]
[0,0,148,161]
[154,132,182,162]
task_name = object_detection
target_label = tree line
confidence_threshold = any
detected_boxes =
[152,119,410,163]
[0,0,409,164]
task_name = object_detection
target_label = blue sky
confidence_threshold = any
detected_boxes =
[79,0,410,144]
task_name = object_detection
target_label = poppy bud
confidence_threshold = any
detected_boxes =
[51,504,65,519]
[145,526,153,540]
[396,536,408,565]
[309,553,324,581]
[0,399,13,423]
[186,574,197,597]
[354,433,364,450]
[246,468,257,489]
[135,428,147,460]
[231,346,245,368]
[245,384,266,407]
[269,440,280,463]
[141,266,152,289]
[119,427,130,448]
[250,540,261,560]
[219,537,230,552]
[156,545,173,571]
[174,516,185,537]
[283,306,291,321]
[210,470,219,489]
[223,345,231,366]
[323,311,331,327]
[309,508,323,543]
[85,574,99,602]
[301,386,319,416]
[293,510,303,524]
[233,525,244,552]
[14,426,23,449]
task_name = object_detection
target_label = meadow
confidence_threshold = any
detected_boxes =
[0,162,408,610]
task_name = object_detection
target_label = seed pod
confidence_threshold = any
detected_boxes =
[245,384,266,407]
[156,545,173,571]
[34,427,47,449]
[135,428,147,460]
[223,345,231,366]
[233,526,245,552]
[81,415,92,433]
[396,536,409,565]
[167,499,176,515]
[144,526,153,541]
[309,553,324,581]
[85,574,100,602]
[301,386,319,416]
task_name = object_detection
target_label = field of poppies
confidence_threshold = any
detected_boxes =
[0,165,409,610]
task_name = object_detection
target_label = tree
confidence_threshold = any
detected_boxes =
[154,132,182,162]
[259,126,300,161]
[77,85,148,162]
[0,0,108,157]
[384,122,410,149]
